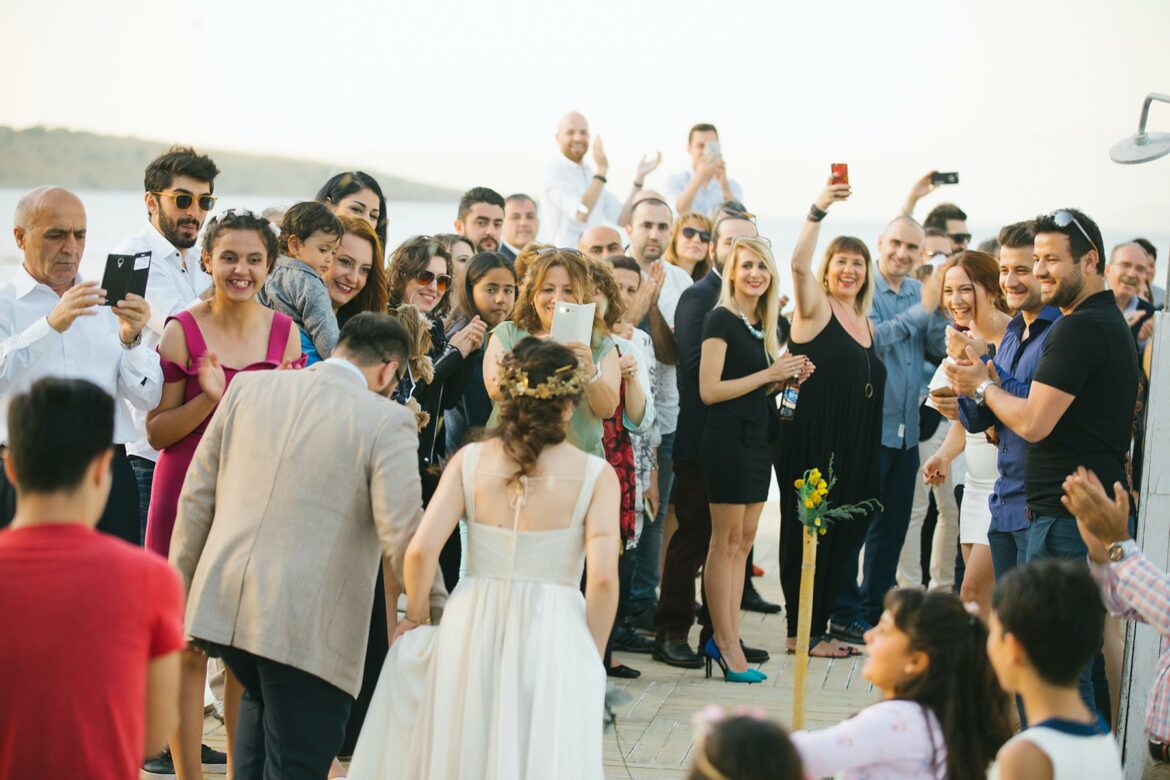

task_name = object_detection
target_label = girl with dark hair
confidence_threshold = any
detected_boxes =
[347,337,621,779]
[792,589,1013,780]
[922,250,1012,618]
[316,171,388,250]
[443,251,517,454]
[144,209,304,780]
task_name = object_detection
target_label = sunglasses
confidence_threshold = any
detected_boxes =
[682,227,712,243]
[719,207,756,222]
[415,269,452,293]
[537,247,586,259]
[948,233,972,244]
[152,191,217,211]
[1049,210,1099,254]
[730,235,772,248]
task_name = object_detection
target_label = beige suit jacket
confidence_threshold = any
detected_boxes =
[170,360,427,697]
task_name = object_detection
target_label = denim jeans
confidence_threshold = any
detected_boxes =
[988,527,1029,579]
[832,445,920,628]
[628,432,674,615]
[1026,512,1098,714]
[128,455,155,545]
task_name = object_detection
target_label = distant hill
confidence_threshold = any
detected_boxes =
[0,126,459,201]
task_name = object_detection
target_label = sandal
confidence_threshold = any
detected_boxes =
[785,637,854,658]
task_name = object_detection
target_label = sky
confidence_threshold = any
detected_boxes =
[3,0,1170,234]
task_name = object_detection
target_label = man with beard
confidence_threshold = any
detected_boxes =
[948,208,1139,712]
[542,111,627,247]
[113,147,229,778]
[1106,242,1156,348]
[453,187,505,253]
[500,194,539,260]
[953,221,1061,578]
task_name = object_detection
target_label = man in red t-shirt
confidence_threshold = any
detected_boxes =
[0,378,184,779]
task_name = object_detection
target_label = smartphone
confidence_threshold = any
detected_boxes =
[931,171,959,185]
[831,163,849,185]
[705,140,721,162]
[100,251,152,305]
[929,386,957,399]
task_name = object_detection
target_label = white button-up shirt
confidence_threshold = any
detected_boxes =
[0,264,164,444]
[664,170,744,218]
[650,260,694,437]
[542,154,623,247]
[113,222,212,460]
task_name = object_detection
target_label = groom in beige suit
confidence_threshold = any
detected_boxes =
[170,313,435,780]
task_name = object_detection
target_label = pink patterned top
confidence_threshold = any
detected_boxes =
[791,700,946,780]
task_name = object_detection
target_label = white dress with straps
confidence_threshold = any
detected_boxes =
[348,442,608,779]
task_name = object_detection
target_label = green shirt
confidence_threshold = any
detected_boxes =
[485,321,615,458]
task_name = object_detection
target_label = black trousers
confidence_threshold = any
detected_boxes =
[218,646,353,780]
[0,445,139,544]
[654,460,712,641]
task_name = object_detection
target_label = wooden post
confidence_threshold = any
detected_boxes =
[1120,310,1168,778]
[792,526,818,730]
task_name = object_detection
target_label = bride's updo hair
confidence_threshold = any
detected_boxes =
[492,337,585,486]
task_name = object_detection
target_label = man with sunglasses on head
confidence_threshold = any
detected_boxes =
[112,146,229,777]
[947,208,1139,714]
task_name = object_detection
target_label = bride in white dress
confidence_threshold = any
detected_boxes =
[348,337,621,780]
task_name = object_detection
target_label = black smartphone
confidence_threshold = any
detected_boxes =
[100,251,152,305]
[931,171,959,185]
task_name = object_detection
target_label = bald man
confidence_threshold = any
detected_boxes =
[0,187,162,541]
[578,225,625,258]
[543,111,660,248]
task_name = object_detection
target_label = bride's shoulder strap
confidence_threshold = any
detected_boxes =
[460,442,483,523]
[570,454,607,526]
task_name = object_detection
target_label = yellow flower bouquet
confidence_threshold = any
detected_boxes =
[793,455,881,536]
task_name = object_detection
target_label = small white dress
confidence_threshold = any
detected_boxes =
[928,360,996,546]
[347,443,608,780]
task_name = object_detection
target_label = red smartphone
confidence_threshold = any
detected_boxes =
[831,163,849,185]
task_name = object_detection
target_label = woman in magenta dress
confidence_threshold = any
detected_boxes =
[144,209,303,780]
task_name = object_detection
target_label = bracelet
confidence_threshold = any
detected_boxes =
[586,363,602,385]
[633,180,644,189]
[405,613,431,625]
[593,174,607,184]
[808,204,828,223]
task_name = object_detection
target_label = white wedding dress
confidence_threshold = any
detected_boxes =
[347,442,607,780]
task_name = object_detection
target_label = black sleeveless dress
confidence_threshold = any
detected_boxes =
[777,308,886,639]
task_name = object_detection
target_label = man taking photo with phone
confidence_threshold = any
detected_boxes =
[666,123,744,217]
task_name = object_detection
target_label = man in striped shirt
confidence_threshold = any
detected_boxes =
[1064,467,1170,778]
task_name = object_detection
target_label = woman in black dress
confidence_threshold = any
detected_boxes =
[699,237,811,681]
[778,178,886,658]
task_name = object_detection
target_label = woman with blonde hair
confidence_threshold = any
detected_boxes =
[483,249,620,458]
[699,236,810,681]
[665,212,714,281]
[778,178,885,658]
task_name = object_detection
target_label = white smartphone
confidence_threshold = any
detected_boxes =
[705,140,721,162]
[550,301,596,345]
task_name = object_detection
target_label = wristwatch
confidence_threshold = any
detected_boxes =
[1108,539,1135,563]
[576,202,590,217]
[973,378,995,406]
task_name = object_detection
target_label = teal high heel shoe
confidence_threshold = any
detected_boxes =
[703,638,767,683]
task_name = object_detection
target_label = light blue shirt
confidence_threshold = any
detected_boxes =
[664,170,744,218]
[870,270,947,449]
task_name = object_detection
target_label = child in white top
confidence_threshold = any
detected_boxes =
[986,559,1123,779]
[792,589,1013,780]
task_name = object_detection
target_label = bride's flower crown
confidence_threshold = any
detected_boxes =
[498,362,586,400]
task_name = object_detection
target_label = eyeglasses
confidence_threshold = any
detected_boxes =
[415,269,452,292]
[152,191,217,211]
[948,233,972,245]
[537,247,586,259]
[682,227,712,243]
[1049,210,1099,254]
